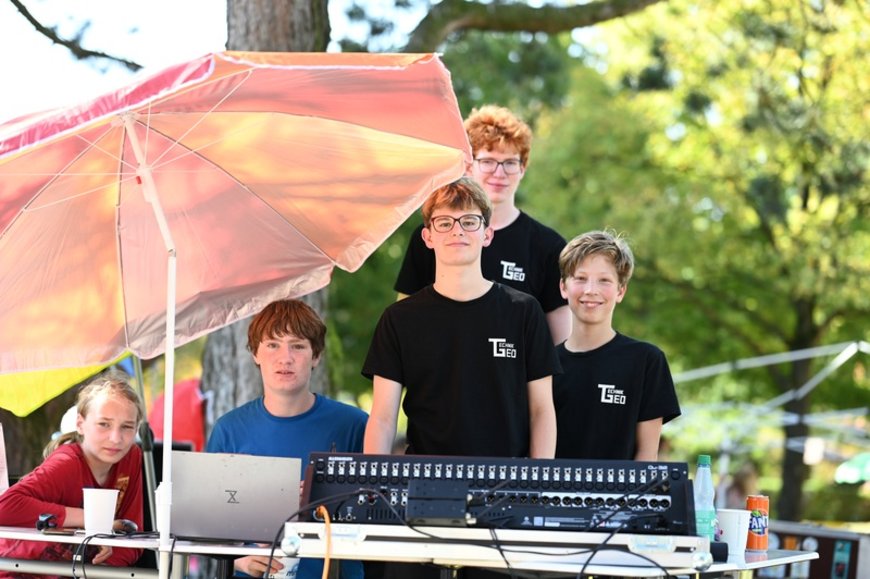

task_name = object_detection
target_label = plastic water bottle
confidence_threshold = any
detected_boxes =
[694,454,716,541]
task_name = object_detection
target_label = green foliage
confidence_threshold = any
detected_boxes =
[802,482,870,523]
[441,30,575,122]
[520,4,869,515]
[328,1,869,422]
[527,0,869,396]
[328,218,419,397]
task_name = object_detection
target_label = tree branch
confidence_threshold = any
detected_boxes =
[10,0,141,71]
[406,0,666,52]
[645,259,789,348]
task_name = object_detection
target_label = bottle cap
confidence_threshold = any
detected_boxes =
[698,454,711,465]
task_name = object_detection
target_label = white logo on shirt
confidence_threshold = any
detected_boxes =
[489,338,517,358]
[598,384,626,405]
[500,261,526,281]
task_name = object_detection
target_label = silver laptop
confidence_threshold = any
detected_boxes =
[170,451,302,542]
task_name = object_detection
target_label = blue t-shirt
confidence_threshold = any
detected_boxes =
[207,394,368,579]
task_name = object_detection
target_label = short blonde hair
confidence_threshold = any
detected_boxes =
[559,230,635,287]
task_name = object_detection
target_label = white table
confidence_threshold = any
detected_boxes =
[0,526,160,578]
[0,524,818,579]
[282,522,818,578]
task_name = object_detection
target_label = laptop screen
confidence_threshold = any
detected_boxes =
[170,451,301,542]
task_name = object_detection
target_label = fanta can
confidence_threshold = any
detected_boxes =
[746,494,769,551]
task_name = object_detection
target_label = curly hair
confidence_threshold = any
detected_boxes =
[464,105,533,166]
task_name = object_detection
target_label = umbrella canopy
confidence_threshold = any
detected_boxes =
[0,359,121,417]
[0,51,470,372]
[0,51,470,552]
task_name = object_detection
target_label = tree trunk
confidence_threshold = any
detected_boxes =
[198,5,332,576]
[226,0,329,51]
[1,388,78,482]
[778,397,810,521]
[200,0,331,442]
[775,352,814,521]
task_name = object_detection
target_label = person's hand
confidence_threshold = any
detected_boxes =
[233,555,283,578]
[91,545,113,564]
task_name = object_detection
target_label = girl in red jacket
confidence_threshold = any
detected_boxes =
[0,371,145,575]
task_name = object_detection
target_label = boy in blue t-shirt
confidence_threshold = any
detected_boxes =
[207,299,367,579]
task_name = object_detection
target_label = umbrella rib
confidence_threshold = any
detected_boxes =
[140,69,254,168]
[3,127,136,223]
[128,118,334,265]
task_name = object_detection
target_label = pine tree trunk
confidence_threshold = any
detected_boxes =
[200,0,332,443]
[226,0,330,51]
[198,5,332,576]
[1,388,78,482]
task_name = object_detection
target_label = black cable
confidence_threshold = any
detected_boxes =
[466,479,519,524]
[264,487,382,578]
[70,530,162,579]
[570,476,671,577]
[575,542,671,578]
[295,476,676,577]
[575,514,673,578]
[166,534,178,579]
[479,475,672,576]
[487,526,520,579]
[72,532,112,579]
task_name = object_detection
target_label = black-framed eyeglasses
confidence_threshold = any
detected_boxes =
[429,214,487,233]
[474,158,522,175]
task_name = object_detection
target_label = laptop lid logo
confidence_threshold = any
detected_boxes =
[226,490,239,503]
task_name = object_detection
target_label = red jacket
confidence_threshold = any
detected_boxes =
[0,442,143,576]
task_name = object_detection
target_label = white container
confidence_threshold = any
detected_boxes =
[717,508,751,557]
[83,488,119,535]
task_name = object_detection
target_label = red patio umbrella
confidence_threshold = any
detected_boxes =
[0,51,471,553]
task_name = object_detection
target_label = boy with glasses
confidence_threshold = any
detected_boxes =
[363,177,559,461]
[394,105,570,343]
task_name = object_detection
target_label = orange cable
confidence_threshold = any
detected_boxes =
[315,506,332,579]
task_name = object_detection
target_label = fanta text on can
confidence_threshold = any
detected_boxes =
[746,494,769,551]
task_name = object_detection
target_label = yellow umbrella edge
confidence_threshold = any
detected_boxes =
[0,355,130,417]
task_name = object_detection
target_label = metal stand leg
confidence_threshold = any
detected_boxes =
[215,557,235,578]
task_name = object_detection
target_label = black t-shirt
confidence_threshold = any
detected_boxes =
[553,334,681,460]
[394,211,567,313]
[363,284,561,457]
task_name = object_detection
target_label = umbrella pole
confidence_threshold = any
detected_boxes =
[122,114,178,574]
[134,356,159,534]
[156,253,177,579]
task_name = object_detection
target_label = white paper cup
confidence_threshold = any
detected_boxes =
[267,557,299,579]
[717,508,751,557]
[83,488,119,535]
